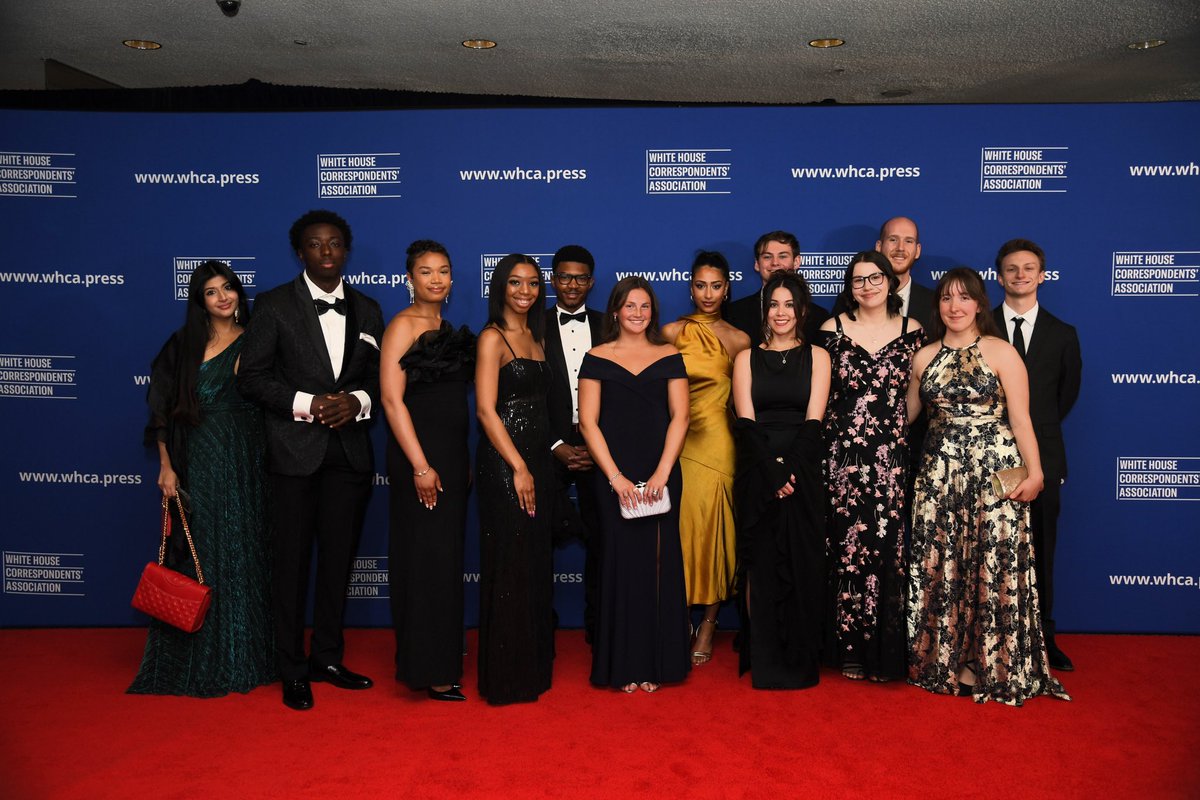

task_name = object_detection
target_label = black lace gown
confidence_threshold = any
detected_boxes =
[581,353,691,689]
[475,353,555,705]
[387,322,474,690]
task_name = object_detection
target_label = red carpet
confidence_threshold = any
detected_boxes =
[0,629,1196,798]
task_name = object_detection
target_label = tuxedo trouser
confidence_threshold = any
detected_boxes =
[271,435,372,680]
[1030,477,1062,643]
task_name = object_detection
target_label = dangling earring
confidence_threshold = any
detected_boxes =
[233,307,240,324]
[405,278,415,304]
[445,279,453,305]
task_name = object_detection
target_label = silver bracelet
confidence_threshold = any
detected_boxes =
[608,471,623,489]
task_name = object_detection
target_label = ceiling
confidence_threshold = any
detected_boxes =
[2,1,1198,104]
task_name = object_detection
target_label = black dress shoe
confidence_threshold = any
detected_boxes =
[310,663,374,690]
[1048,645,1075,671]
[427,686,466,702]
[282,679,314,711]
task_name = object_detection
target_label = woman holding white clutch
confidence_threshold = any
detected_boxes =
[578,276,691,694]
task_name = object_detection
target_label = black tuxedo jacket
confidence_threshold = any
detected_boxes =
[726,289,829,347]
[992,305,1082,481]
[238,274,384,477]
[543,307,604,446]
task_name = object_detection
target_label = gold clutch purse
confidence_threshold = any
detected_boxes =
[990,466,1029,497]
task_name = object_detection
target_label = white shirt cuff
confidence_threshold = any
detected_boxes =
[293,392,316,423]
[551,439,566,452]
[352,390,372,421]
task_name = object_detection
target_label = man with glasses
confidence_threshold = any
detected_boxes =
[992,238,1081,672]
[543,245,604,644]
[727,230,829,345]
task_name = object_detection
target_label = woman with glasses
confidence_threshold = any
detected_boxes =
[815,251,923,683]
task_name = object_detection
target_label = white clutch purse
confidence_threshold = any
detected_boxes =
[620,483,672,520]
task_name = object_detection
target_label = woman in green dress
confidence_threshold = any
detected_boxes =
[129,260,275,697]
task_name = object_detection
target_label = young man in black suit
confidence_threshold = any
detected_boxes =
[726,230,829,344]
[542,245,604,644]
[239,210,386,710]
[993,238,1082,672]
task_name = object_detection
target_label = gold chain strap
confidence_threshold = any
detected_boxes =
[158,495,207,585]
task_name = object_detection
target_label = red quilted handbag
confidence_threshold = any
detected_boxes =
[131,495,211,633]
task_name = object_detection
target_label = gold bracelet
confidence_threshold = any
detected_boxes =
[414,466,431,477]
[608,471,623,489]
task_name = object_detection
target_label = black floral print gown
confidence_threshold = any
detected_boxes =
[817,317,923,681]
[908,338,1069,705]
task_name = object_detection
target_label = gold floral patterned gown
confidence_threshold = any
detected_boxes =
[908,338,1069,705]
[676,313,737,605]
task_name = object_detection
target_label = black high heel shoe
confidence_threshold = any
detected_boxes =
[427,686,467,701]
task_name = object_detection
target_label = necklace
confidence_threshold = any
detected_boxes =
[766,340,800,364]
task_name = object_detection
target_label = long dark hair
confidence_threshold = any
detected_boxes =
[840,250,902,320]
[173,260,250,425]
[485,253,546,342]
[926,266,1001,342]
[600,276,667,345]
[760,271,811,344]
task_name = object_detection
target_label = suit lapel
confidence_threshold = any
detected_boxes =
[338,288,359,389]
[543,311,569,377]
[293,275,337,384]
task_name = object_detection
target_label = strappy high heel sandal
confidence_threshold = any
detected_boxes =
[691,616,719,665]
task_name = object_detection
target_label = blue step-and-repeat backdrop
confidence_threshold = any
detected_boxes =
[1,102,1197,633]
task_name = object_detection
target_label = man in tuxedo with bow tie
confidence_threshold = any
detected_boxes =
[992,238,1082,672]
[239,210,385,710]
[543,245,604,644]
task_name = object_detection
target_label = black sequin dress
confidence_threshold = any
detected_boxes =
[475,334,555,705]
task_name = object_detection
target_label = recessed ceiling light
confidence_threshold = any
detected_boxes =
[1126,39,1166,50]
[122,39,162,50]
[462,39,497,50]
[808,38,845,49]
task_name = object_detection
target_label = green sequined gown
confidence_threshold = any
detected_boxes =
[129,337,275,696]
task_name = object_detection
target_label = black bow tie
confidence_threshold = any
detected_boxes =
[559,311,587,326]
[314,297,347,316]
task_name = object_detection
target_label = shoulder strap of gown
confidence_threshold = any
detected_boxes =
[489,325,518,358]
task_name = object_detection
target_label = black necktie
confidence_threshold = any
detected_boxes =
[314,297,347,316]
[560,311,587,326]
[1012,317,1027,359]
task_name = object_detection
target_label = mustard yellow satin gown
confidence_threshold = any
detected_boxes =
[676,313,737,605]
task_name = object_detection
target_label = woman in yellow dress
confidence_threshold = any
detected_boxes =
[663,251,750,664]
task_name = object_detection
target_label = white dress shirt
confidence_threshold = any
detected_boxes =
[1001,301,1040,346]
[291,272,372,423]
[551,304,593,450]
[897,279,913,317]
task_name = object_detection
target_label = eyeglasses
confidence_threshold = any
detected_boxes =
[851,272,886,289]
[553,273,593,285]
